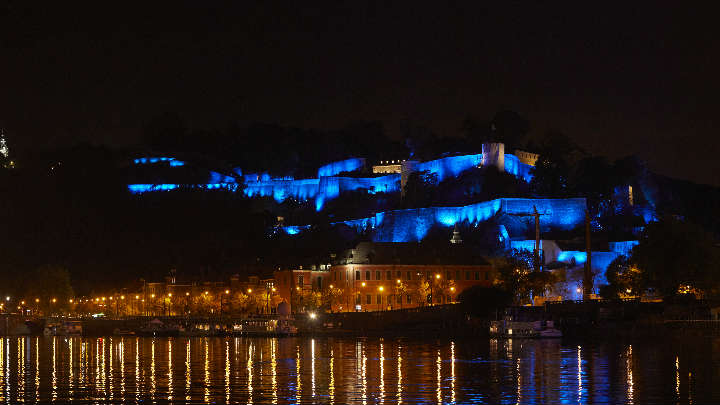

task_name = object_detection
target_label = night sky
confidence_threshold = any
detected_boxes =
[1,2,718,185]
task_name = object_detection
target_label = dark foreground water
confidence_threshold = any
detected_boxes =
[0,335,718,404]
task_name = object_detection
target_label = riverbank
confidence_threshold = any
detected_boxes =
[3,299,720,338]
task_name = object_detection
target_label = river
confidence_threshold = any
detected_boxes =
[0,335,717,404]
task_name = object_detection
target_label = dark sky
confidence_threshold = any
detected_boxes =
[1,2,719,185]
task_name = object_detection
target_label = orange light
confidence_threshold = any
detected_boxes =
[329,284,334,289]
[435,274,441,279]
[361,282,366,287]
[35,298,39,303]
[121,295,125,300]
[450,287,455,292]
[20,301,25,305]
[168,293,172,297]
[226,289,230,294]
[69,299,73,303]
[185,292,190,296]
[396,279,401,284]
[150,294,155,298]
[271,287,276,292]
[378,286,384,292]
[204,291,209,295]
[247,289,252,293]
[51,298,56,303]
[135,295,140,299]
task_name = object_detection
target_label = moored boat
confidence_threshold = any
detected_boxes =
[490,319,562,338]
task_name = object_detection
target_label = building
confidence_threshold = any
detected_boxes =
[372,160,404,174]
[328,242,495,312]
[273,264,331,312]
[514,150,539,166]
[140,272,278,316]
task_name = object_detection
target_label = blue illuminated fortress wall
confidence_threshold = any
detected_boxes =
[317,158,365,177]
[281,197,586,242]
[414,153,534,183]
[128,153,534,207]
[315,174,401,210]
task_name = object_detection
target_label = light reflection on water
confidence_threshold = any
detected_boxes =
[0,336,718,403]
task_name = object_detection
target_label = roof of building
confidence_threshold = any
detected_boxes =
[336,241,490,266]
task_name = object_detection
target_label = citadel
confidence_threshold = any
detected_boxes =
[127,142,652,303]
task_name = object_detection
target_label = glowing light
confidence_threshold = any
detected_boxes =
[435,274,441,279]
[361,282,366,287]
[378,286,384,292]
[308,312,317,320]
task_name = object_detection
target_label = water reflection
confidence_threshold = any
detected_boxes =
[0,336,718,403]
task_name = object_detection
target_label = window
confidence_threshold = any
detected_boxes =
[366,271,371,280]
[356,294,361,304]
[366,295,372,305]
[426,271,431,280]
[298,275,304,286]
[406,271,412,280]
[456,270,461,280]
[485,272,489,280]
[407,294,412,304]
[376,271,381,280]
[387,271,392,280]
[397,271,402,279]
[446,271,451,280]
[333,272,336,281]
[355,271,360,281]
[474,271,479,280]
[377,294,382,304]
[465,271,470,281]
[397,295,402,304]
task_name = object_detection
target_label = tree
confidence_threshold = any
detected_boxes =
[529,132,584,197]
[322,287,344,312]
[632,218,720,297]
[409,277,431,306]
[494,249,555,304]
[601,255,644,299]
[402,170,438,207]
[24,266,74,315]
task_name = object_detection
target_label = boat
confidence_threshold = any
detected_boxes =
[231,317,297,336]
[112,327,136,336]
[137,318,181,337]
[43,320,83,336]
[490,319,562,338]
